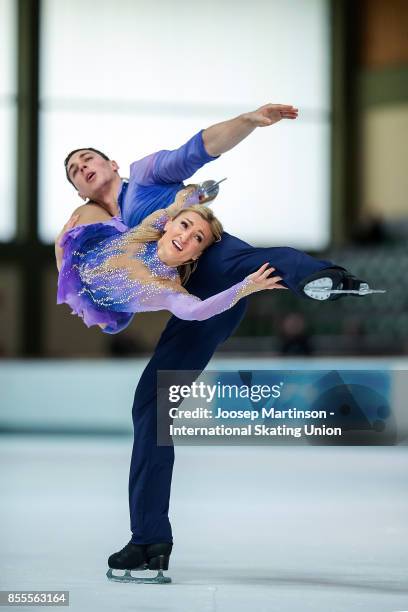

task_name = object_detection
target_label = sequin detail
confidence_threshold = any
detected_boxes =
[138,241,179,279]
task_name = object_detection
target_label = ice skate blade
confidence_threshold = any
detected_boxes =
[197,178,227,203]
[303,277,386,300]
[323,289,386,295]
[106,567,172,584]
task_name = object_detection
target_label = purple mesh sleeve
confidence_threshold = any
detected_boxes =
[134,279,250,321]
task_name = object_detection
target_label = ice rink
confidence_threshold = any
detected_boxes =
[1,434,407,612]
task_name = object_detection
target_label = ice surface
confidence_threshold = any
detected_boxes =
[1,436,407,612]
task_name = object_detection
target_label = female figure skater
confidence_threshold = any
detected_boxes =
[56,187,286,332]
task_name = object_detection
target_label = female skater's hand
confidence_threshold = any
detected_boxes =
[174,185,197,208]
[245,103,298,127]
[56,214,80,248]
[247,263,287,291]
[55,214,80,272]
[165,186,198,218]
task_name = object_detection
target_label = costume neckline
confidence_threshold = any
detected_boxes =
[141,241,178,279]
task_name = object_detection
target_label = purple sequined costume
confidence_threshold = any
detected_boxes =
[57,208,250,334]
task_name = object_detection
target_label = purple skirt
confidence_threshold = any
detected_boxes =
[57,218,134,334]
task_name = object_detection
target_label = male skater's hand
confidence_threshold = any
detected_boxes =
[244,104,298,127]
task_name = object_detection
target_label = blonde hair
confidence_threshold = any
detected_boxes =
[128,204,223,285]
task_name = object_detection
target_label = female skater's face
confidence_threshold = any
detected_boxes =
[157,212,213,267]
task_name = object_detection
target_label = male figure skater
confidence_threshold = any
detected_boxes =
[62,103,366,581]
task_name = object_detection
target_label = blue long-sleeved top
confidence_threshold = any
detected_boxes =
[118,129,218,228]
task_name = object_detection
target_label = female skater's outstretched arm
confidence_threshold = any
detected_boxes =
[106,263,284,323]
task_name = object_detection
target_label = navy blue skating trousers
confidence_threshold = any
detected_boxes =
[129,232,338,544]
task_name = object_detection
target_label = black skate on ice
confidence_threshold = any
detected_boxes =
[106,542,172,584]
[298,268,386,301]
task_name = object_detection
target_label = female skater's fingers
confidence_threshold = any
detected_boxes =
[57,214,80,246]
[257,263,271,274]
[260,276,286,291]
[246,263,270,283]
[247,264,286,287]
[246,265,287,291]
[259,266,274,280]
[65,214,80,230]
[267,276,282,286]
[67,217,79,228]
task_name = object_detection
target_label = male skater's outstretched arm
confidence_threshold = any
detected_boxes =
[202,103,298,155]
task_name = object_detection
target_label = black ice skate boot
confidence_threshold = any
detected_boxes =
[146,542,173,571]
[106,541,172,584]
[298,268,386,301]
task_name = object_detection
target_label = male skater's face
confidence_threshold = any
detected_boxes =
[66,150,119,199]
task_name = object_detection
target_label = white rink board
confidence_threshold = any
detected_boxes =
[1,357,408,435]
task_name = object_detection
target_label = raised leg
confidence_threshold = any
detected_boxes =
[185,231,343,299]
